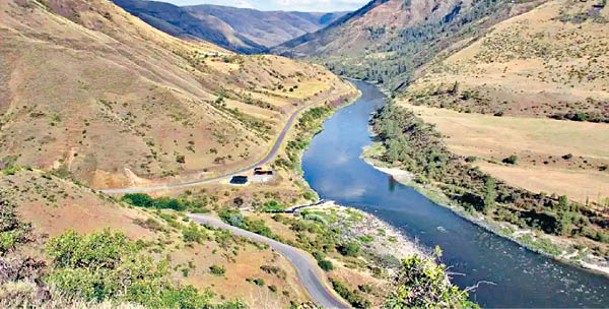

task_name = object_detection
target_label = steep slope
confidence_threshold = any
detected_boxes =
[112,0,267,53]
[184,5,347,48]
[112,0,348,52]
[399,0,609,203]
[0,0,356,190]
[274,0,544,91]
[0,169,312,307]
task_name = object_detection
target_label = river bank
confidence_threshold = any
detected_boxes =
[361,150,609,278]
[299,201,428,260]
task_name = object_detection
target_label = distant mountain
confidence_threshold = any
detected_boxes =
[112,0,266,53]
[184,5,348,48]
[112,0,348,53]
[273,0,544,91]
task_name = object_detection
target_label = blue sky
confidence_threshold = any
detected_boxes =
[160,0,369,12]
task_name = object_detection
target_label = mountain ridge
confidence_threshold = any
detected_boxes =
[273,0,545,91]
[112,0,348,53]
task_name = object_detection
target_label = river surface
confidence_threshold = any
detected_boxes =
[301,80,609,308]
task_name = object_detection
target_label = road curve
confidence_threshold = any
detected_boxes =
[188,214,350,309]
[101,90,352,195]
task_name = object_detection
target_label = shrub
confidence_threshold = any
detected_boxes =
[562,153,574,160]
[358,284,373,293]
[318,260,334,272]
[337,242,360,257]
[253,278,265,287]
[183,222,207,244]
[330,278,370,308]
[260,200,283,213]
[122,194,187,211]
[45,230,214,307]
[465,156,477,163]
[385,251,478,308]
[209,265,226,276]
[502,155,518,165]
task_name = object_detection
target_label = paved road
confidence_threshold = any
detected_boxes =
[101,90,350,194]
[188,214,350,309]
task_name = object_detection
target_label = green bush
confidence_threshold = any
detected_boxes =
[219,209,278,240]
[330,278,370,308]
[122,194,189,211]
[318,260,334,272]
[209,264,226,276]
[260,200,283,213]
[45,229,214,307]
[385,250,478,308]
[337,242,360,257]
[183,222,207,244]
[502,155,518,165]
[253,278,265,287]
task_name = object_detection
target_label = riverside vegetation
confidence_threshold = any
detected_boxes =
[366,102,609,266]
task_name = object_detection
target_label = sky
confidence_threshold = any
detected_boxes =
[160,0,370,12]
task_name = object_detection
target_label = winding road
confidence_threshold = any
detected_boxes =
[101,89,354,195]
[188,214,350,309]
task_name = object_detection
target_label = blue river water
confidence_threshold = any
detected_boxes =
[301,80,609,308]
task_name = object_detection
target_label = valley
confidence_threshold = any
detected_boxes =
[1,0,609,307]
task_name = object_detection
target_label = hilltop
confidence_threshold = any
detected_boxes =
[0,0,355,190]
[113,0,347,52]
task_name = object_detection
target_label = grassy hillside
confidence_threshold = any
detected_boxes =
[274,0,544,91]
[399,0,609,203]
[405,0,609,121]
[0,0,355,190]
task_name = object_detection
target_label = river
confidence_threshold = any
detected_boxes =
[301,80,609,308]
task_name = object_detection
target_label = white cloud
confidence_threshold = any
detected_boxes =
[161,0,369,12]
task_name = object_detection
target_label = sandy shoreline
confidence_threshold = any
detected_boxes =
[361,157,609,278]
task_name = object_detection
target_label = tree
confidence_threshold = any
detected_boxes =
[483,177,497,215]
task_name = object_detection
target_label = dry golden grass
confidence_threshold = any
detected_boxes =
[406,0,609,118]
[409,105,609,203]
[399,0,609,204]
[0,0,355,190]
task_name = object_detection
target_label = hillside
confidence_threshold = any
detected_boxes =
[0,0,355,190]
[112,0,267,53]
[400,0,609,204]
[112,0,347,52]
[185,5,348,48]
[274,0,544,91]
[0,169,312,307]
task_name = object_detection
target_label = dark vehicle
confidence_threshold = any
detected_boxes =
[230,176,248,185]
